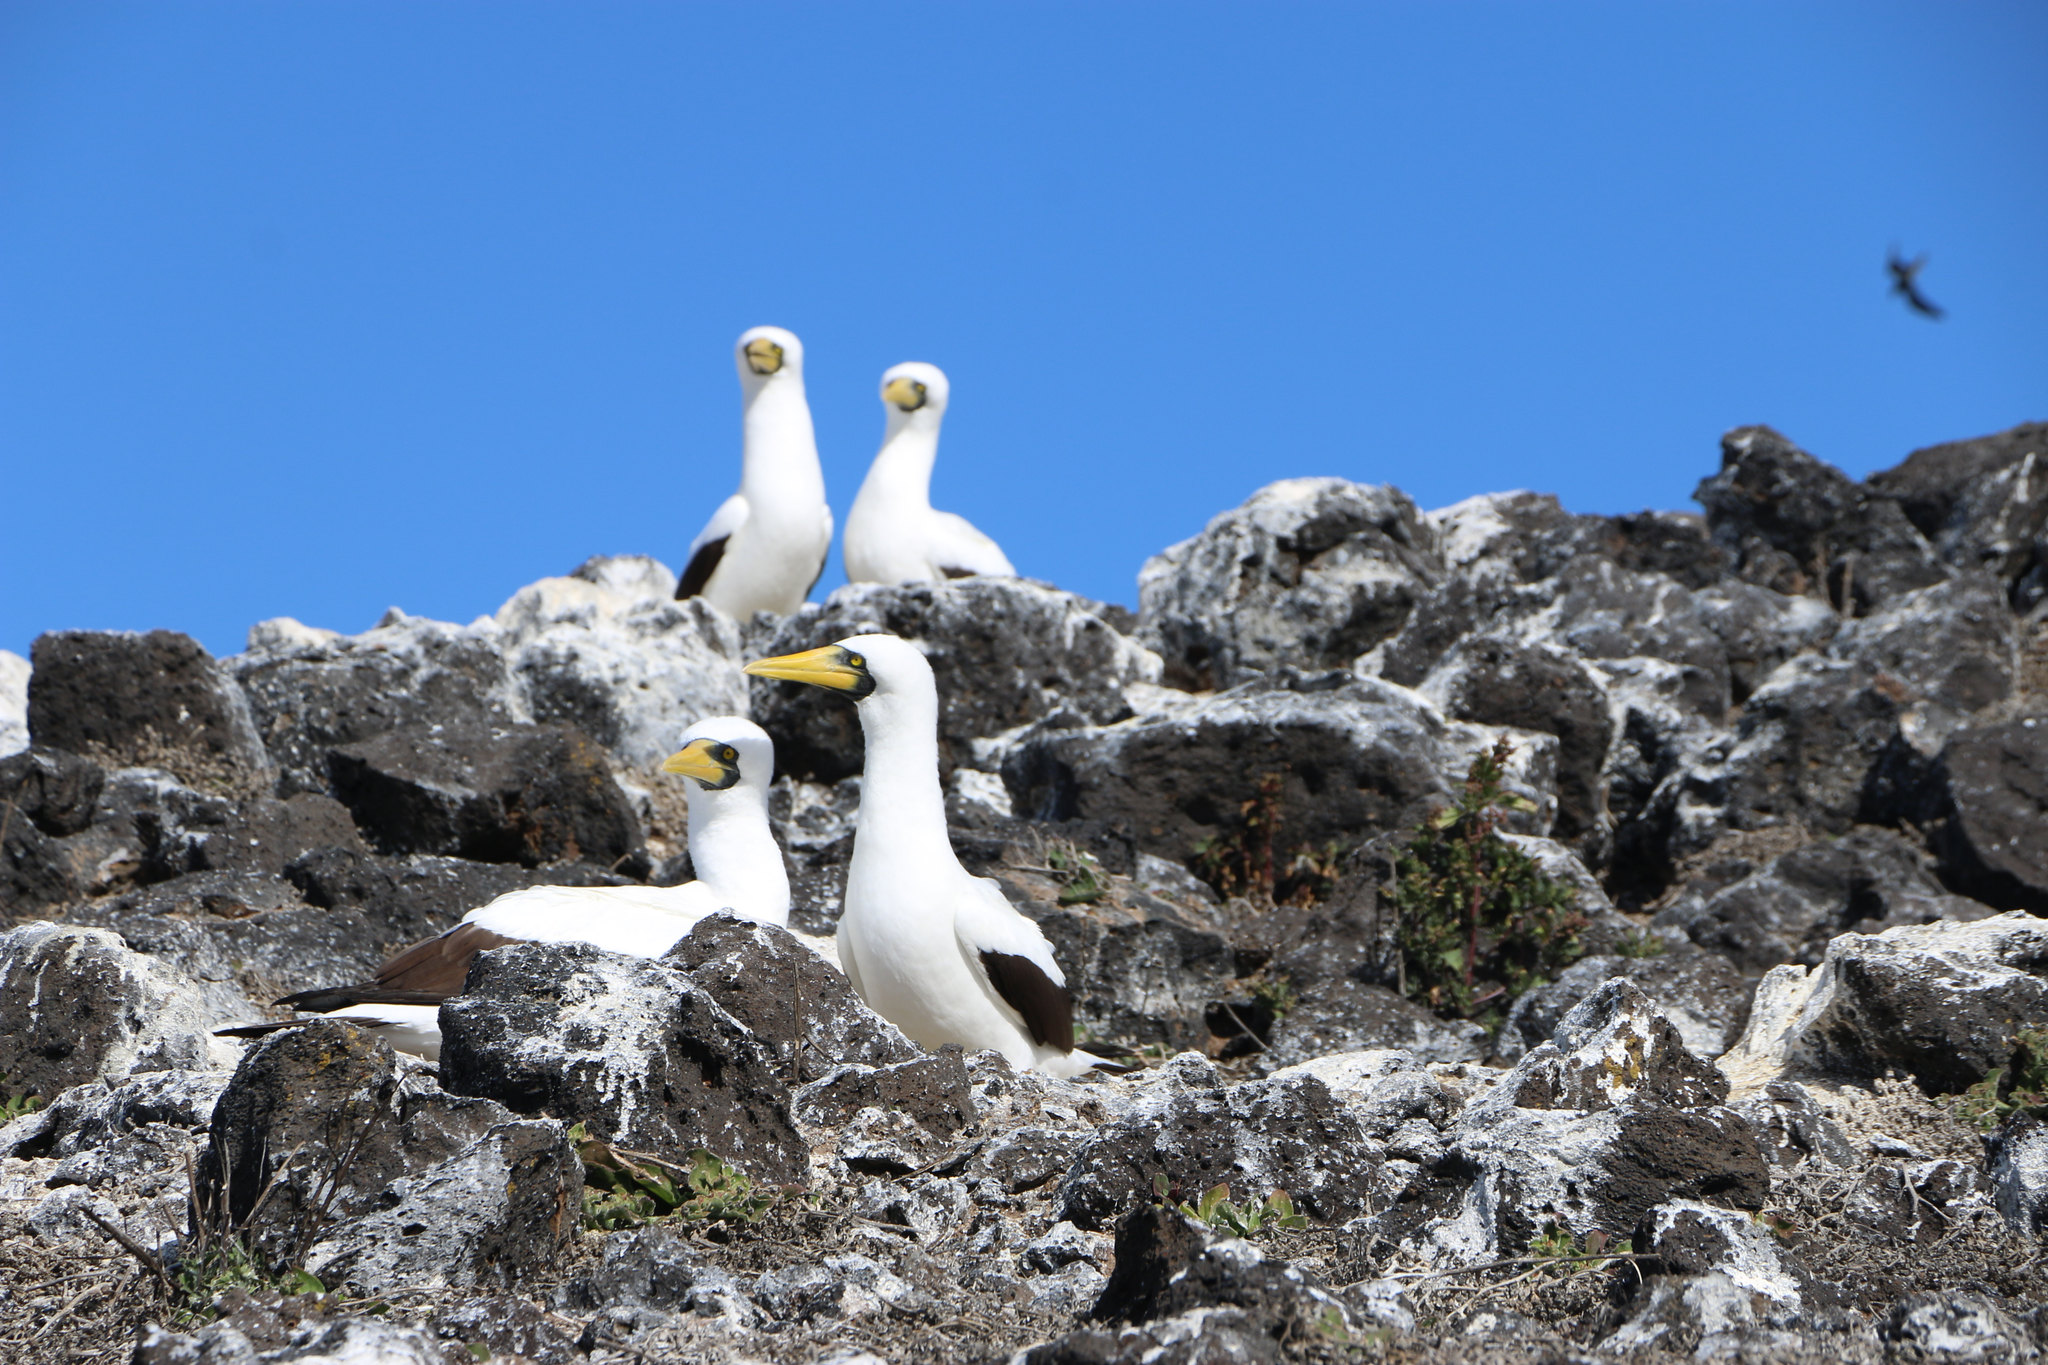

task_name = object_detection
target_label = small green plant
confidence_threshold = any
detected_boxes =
[0,1083,41,1122]
[1614,928,1667,959]
[575,1124,780,1231]
[1526,1222,1576,1262]
[1957,1026,2048,1130]
[1249,972,1297,1022]
[1190,772,1351,907]
[1045,841,1108,907]
[1391,739,1587,1025]
[1523,1224,1631,1277]
[1154,1174,1309,1237]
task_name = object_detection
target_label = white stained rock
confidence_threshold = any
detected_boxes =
[0,922,232,1096]
[0,648,28,757]
[1991,1118,2048,1240]
[495,555,749,771]
[1718,911,2048,1100]
[1266,1049,1449,1137]
[1599,1200,1811,1355]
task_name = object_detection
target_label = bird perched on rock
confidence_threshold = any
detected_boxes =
[1888,249,1945,320]
[745,634,1106,1076]
[844,362,1015,586]
[675,326,833,616]
[216,716,794,1060]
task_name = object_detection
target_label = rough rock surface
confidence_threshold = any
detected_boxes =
[1137,478,1442,689]
[5,420,2048,1363]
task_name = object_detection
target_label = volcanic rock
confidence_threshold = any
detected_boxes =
[1137,477,1443,689]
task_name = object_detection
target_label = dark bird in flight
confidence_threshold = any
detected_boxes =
[1888,249,1945,319]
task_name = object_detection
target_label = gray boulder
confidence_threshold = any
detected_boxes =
[1919,713,2048,914]
[1828,572,2017,715]
[234,610,519,798]
[0,648,26,758]
[750,576,1158,784]
[0,921,221,1100]
[1989,1114,2048,1241]
[1720,911,2048,1098]
[493,555,749,770]
[27,629,272,792]
[1408,980,1769,1263]
[1868,420,2048,608]
[1601,1198,1833,1356]
[438,940,807,1184]
[1495,948,1753,1064]
[1055,1062,1382,1231]
[197,1021,578,1293]
[1655,827,1996,973]
[1002,672,1555,869]
[1696,425,1948,612]
[1136,477,1442,689]
[328,719,641,867]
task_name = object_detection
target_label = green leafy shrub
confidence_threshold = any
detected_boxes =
[1391,739,1586,1024]
[1044,841,1108,906]
[1958,1026,2048,1130]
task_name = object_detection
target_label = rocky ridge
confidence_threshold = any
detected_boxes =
[1,421,2046,1362]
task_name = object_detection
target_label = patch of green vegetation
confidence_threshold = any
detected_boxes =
[1154,1174,1309,1237]
[1614,928,1667,959]
[1958,1026,2048,1131]
[168,1239,324,1321]
[0,1079,42,1122]
[1391,739,1587,1027]
[575,1125,780,1231]
[1190,772,1351,907]
[1526,1223,1631,1276]
[1249,972,1297,1022]
[1044,841,1108,907]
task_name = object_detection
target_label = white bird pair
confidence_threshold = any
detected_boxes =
[674,327,1014,620]
[224,639,1103,1077]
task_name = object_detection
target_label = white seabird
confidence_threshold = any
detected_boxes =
[744,634,1102,1077]
[675,326,833,617]
[843,362,1015,586]
[217,716,793,1060]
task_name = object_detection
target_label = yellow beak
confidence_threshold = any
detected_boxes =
[744,338,785,375]
[661,737,741,790]
[743,644,873,694]
[882,376,926,411]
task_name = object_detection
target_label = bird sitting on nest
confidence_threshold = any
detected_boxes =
[844,362,1016,586]
[215,716,799,1060]
[745,634,1117,1077]
[675,326,834,616]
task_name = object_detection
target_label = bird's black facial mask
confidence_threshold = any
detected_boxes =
[743,644,877,699]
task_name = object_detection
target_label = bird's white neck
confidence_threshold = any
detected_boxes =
[739,380,825,514]
[851,686,954,866]
[685,783,790,925]
[861,415,941,511]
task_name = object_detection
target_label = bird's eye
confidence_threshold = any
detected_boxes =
[719,745,738,763]
[845,654,865,669]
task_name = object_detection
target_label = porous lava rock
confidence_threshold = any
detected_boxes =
[328,720,641,867]
[0,921,218,1098]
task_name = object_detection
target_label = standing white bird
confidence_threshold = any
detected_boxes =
[216,716,791,1060]
[675,326,833,616]
[744,634,1101,1077]
[843,362,1015,586]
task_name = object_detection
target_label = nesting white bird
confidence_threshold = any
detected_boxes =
[745,634,1101,1077]
[675,326,833,617]
[843,362,1015,586]
[217,716,791,1060]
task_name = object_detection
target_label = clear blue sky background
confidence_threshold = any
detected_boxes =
[3,4,2044,660]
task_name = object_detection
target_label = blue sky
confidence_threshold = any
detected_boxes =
[3,3,2044,660]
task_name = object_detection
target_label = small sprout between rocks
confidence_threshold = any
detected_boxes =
[1045,840,1108,906]
[1614,927,1666,959]
[1249,972,1297,1022]
[1190,771,1352,907]
[1956,1026,2048,1130]
[0,1085,41,1122]
[1155,1174,1309,1237]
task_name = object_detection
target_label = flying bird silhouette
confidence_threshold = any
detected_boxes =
[1887,249,1944,320]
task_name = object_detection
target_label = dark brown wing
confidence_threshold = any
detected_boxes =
[979,950,1075,1051]
[215,1017,399,1040]
[675,535,730,601]
[939,565,978,581]
[273,923,520,1012]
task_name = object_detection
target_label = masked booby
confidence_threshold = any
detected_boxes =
[215,716,792,1060]
[843,363,1015,586]
[675,326,834,616]
[745,634,1100,1077]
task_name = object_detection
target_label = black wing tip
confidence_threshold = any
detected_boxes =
[979,949,1076,1052]
[676,535,731,602]
[272,987,448,1012]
